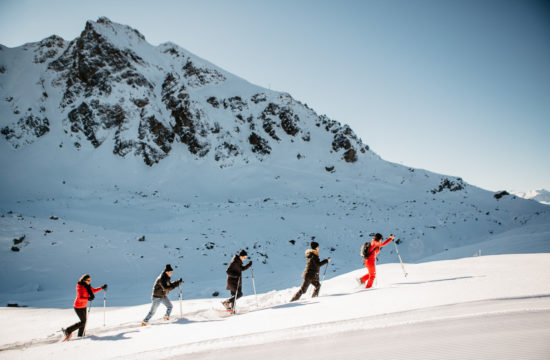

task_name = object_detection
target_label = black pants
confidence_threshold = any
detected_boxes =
[227,286,243,306]
[66,307,87,337]
[291,276,321,302]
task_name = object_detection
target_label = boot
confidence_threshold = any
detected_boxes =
[290,292,301,302]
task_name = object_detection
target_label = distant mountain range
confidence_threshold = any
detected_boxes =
[511,189,550,205]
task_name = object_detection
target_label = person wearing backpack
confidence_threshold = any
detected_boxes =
[357,233,394,288]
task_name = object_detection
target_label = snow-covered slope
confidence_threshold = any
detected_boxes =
[0,18,549,309]
[1,251,549,359]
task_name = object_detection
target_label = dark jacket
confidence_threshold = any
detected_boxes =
[226,255,252,292]
[152,271,180,298]
[302,249,329,280]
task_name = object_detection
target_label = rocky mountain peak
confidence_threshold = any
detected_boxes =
[0,18,369,168]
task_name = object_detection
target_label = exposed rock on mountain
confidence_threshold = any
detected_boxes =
[0,17,367,167]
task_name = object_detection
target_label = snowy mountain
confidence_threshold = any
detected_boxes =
[0,17,365,166]
[511,189,550,205]
[0,18,549,309]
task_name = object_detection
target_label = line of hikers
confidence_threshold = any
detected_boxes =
[62,233,396,340]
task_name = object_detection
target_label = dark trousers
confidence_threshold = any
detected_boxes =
[66,307,87,337]
[291,276,320,302]
[227,287,243,306]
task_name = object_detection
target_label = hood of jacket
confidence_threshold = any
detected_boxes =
[305,249,319,258]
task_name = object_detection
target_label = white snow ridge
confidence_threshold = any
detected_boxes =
[0,18,549,360]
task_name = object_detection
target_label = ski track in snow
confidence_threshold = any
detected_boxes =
[182,308,550,360]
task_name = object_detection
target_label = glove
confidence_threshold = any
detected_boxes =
[248,261,253,266]
[102,284,108,290]
[178,278,183,284]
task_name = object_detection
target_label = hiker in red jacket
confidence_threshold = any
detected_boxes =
[357,233,394,288]
[62,274,107,340]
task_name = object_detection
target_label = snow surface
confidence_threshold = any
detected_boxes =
[1,251,549,359]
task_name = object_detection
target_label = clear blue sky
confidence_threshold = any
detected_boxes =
[1,0,549,192]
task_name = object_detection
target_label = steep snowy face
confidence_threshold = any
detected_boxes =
[0,17,369,167]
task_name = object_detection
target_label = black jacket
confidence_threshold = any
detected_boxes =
[226,255,252,291]
[152,271,180,298]
[302,249,329,280]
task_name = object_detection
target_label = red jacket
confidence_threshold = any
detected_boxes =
[366,237,393,263]
[74,283,103,308]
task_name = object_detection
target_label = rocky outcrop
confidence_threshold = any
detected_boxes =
[1,115,50,148]
[49,20,151,108]
[161,73,210,157]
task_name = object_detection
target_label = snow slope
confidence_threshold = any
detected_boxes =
[1,165,549,308]
[1,250,549,359]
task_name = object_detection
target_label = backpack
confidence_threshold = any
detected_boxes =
[360,242,371,259]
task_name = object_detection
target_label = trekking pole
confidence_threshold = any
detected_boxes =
[178,283,183,319]
[251,265,259,309]
[319,261,330,295]
[84,301,93,336]
[233,275,242,315]
[393,239,408,278]
[103,290,106,327]
[321,262,329,283]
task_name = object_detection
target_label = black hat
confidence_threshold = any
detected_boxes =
[165,264,174,272]
[310,241,319,249]
[374,233,383,241]
[239,250,248,257]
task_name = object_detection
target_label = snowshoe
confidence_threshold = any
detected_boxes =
[61,329,72,342]
[221,300,233,311]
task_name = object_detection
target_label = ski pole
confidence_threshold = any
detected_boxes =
[321,262,329,283]
[233,275,242,315]
[319,261,330,294]
[251,265,259,309]
[84,301,92,336]
[393,239,408,278]
[178,283,183,319]
[103,290,106,327]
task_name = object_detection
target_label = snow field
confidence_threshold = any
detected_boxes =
[1,253,549,359]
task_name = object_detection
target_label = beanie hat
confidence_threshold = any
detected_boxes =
[374,233,383,241]
[239,250,248,257]
[310,241,319,250]
[165,264,174,272]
